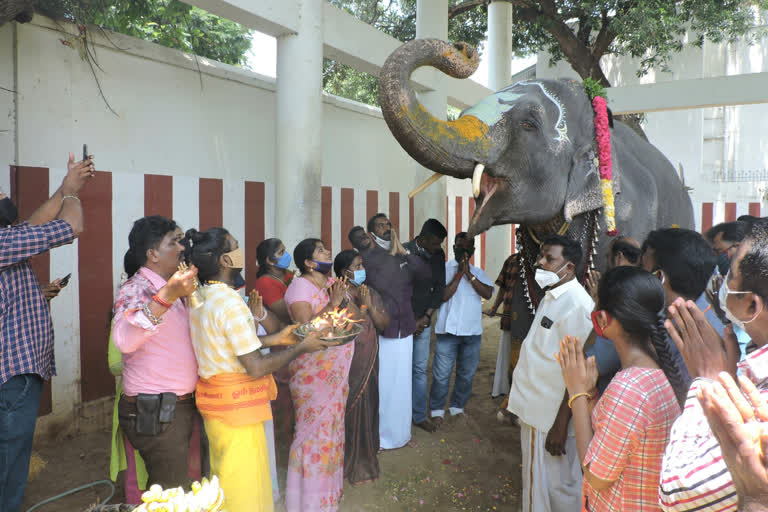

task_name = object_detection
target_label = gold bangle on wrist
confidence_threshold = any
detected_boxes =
[568,391,593,409]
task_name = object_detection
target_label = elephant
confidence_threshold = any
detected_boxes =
[379,38,694,313]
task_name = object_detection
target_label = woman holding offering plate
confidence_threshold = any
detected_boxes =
[183,228,332,512]
[283,238,355,512]
[334,250,389,485]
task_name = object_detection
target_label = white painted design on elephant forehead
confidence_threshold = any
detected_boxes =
[516,81,570,145]
[460,91,523,126]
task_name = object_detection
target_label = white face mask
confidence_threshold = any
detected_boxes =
[372,233,391,251]
[535,263,568,290]
[719,271,762,330]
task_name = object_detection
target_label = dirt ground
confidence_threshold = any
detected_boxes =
[21,318,522,512]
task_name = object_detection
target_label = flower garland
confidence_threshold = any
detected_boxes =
[592,95,617,236]
[583,77,618,236]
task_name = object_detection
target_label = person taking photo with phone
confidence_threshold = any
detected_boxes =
[0,151,92,512]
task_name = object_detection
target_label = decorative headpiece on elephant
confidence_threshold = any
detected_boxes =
[378,39,694,299]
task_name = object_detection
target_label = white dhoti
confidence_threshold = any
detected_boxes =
[519,420,582,512]
[378,335,413,449]
[492,330,513,397]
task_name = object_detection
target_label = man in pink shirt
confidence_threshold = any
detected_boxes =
[113,216,199,488]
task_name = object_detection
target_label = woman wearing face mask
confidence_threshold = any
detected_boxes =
[254,238,296,481]
[184,228,331,512]
[556,266,684,512]
[283,238,353,512]
[255,238,294,325]
[333,249,390,485]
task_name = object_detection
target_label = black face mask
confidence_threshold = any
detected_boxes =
[454,247,475,262]
[232,270,246,290]
[0,197,18,227]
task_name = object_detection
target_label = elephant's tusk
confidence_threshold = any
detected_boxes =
[472,163,485,198]
[408,173,443,199]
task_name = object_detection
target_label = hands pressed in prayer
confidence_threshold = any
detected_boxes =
[249,289,265,319]
[665,298,733,380]
[329,277,348,308]
[556,336,598,398]
[359,284,373,310]
[389,228,408,256]
[459,256,470,278]
[698,372,768,509]
[585,270,601,304]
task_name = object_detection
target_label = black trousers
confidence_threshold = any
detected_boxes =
[117,396,196,489]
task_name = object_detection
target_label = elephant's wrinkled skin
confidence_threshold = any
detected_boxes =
[378,39,694,275]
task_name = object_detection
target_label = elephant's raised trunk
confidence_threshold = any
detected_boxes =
[378,39,489,179]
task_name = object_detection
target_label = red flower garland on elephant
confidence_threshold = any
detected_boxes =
[592,96,618,236]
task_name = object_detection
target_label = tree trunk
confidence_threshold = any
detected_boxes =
[0,0,35,26]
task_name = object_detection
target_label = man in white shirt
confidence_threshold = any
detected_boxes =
[507,235,594,512]
[429,232,494,427]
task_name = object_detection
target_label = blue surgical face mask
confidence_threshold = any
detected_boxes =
[349,269,366,286]
[274,251,291,269]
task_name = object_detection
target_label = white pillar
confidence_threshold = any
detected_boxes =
[488,0,513,90]
[484,0,514,276]
[275,0,323,251]
[412,0,449,240]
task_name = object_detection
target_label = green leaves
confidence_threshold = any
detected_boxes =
[36,0,252,66]
[324,0,489,105]
[582,78,606,100]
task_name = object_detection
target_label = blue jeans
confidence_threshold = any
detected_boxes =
[412,326,432,424]
[429,334,482,415]
[0,374,43,512]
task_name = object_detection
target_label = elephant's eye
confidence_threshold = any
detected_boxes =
[521,120,537,132]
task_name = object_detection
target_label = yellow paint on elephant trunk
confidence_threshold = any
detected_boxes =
[402,103,489,153]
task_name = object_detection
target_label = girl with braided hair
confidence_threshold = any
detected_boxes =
[556,266,683,511]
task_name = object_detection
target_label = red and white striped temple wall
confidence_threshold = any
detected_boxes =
[9,165,430,422]
[693,200,763,233]
[11,164,760,422]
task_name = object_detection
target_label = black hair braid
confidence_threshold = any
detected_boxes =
[650,312,687,407]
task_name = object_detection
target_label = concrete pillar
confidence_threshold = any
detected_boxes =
[484,0,514,276]
[488,0,513,90]
[275,0,323,250]
[412,0,449,240]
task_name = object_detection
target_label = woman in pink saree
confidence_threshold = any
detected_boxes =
[283,238,353,511]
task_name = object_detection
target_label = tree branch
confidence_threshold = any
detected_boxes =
[448,0,489,19]
[590,10,615,61]
[532,0,611,86]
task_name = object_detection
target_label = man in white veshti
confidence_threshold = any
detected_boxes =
[507,235,594,512]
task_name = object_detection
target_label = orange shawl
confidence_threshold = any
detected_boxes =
[196,373,277,426]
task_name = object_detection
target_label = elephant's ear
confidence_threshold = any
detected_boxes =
[563,144,602,223]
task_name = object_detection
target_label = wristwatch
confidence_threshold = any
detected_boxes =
[470,275,477,282]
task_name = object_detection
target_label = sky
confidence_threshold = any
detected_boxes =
[245,31,537,88]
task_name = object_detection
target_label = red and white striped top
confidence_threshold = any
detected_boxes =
[659,343,768,511]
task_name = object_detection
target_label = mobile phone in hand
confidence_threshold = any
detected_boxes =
[59,273,72,287]
[82,144,88,161]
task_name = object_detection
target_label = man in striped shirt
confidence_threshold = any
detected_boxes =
[660,221,768,511]
[0,152,92,512]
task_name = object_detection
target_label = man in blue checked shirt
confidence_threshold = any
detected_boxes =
[0,152,92,512]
